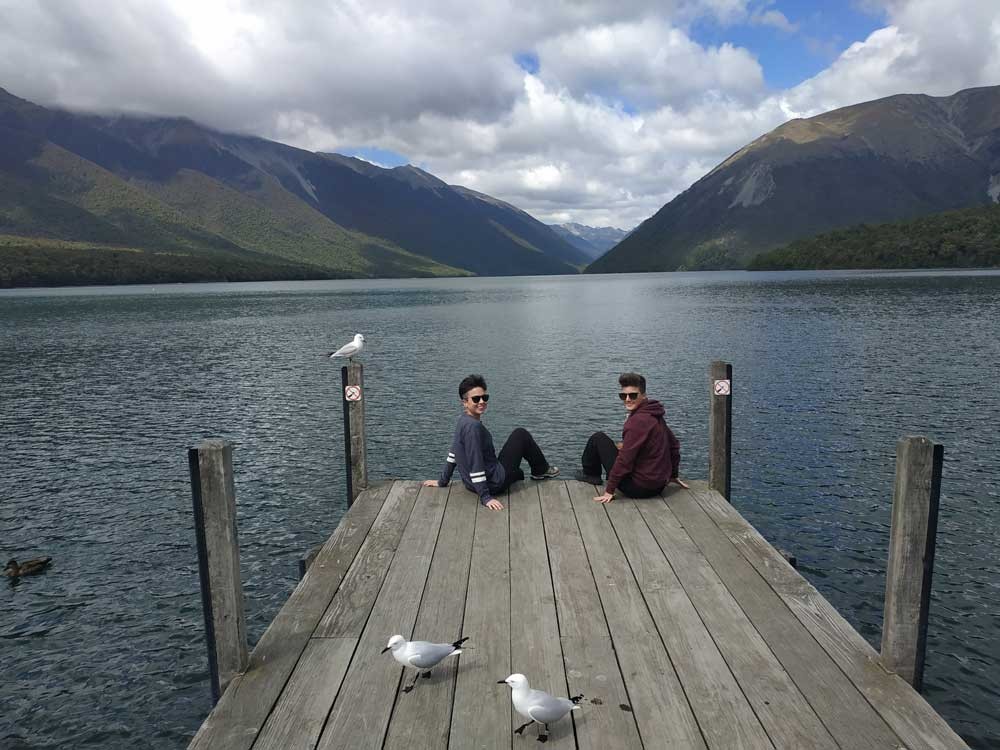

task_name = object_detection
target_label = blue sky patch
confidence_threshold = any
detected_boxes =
[343,146,409,167]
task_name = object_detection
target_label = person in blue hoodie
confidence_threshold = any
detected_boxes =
[423,374,559,511]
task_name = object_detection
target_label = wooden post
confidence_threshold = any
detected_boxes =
[341,362,368,505]
[188,439,249,704]
[880,436,943,691]
[708,360,732,501]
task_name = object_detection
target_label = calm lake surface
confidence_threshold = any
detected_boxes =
[1,270,998,749]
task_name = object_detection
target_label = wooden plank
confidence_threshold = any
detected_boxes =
[189,439,249,703]
[687,483,969,750]
[604,495,778,750]
[507,482,574,748]
[187,482,392,750]
[448,494,512,750]
[629,492,838,750]
[538,481,643,750]
[251,638,357,750]
[315,481,421,637]
[665,486,904,748]
[316,482,448,750]
[565,482,708,749]
[383,486,476,750]
[882,436,943,690]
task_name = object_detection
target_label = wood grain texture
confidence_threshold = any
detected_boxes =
[688,483,968,750]
[565,482,707,749]
[383,486,477,750]
[345,362,368,499]
[707,361,732,501]
[187,482,391,750]
[316,482,448,750]
[449,494,513,750]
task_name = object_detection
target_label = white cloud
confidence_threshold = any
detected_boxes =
[0,0,998,229]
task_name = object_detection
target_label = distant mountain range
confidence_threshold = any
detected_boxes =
[548,222,628,259]
[0,86,587,285]
[588,85,1000,273]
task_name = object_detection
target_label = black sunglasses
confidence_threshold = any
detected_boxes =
[467,394,490,403]
[618,392,641,401]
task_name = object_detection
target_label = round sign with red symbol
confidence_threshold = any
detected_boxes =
[345,385,362,401]
[713,379,731,396]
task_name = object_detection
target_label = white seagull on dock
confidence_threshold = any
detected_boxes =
[499,673,583,743]
[382,635,469,692]
[328,333,365,361]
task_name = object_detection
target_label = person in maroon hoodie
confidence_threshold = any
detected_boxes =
[575,372,688,503]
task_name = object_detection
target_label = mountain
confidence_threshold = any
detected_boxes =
[549,222,629,259]
[748,202,1000,270]
[0,86,584,285]
[588,85,1000,273]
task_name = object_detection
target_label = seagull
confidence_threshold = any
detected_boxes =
[382,635,470,692]
[498,673,583,743]
[328,333,365,361]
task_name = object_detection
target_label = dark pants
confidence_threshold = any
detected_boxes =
[495,427,549,493]
[582,431,664,498]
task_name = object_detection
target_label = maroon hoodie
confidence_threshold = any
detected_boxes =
[605,398,680,494]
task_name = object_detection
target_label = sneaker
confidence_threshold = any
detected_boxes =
[531,465,560,480]
[573,471,602,485]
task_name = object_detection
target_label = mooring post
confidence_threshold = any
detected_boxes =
[880,436,944,691]
[188,439,249,704]
[341,361,368,505]
[708,360,733,501]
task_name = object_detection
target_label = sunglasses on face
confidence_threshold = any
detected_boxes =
[467,394,490,403]
[618,392,641,401]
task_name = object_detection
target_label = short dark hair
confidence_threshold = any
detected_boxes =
[619,372,646,393]
[459,374,487,399]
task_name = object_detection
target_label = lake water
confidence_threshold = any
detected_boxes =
[1,270,998,749]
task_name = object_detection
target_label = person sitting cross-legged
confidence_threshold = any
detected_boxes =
[423,374,559,512]
[575,372,688,503]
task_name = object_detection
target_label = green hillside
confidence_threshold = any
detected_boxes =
[0,235,335,288]
[748,202,1000,270]
[144,170,467,277]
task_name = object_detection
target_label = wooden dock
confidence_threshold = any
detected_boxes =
[187,478,969,750]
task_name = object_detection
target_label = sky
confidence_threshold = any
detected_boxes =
[1,0,999,229]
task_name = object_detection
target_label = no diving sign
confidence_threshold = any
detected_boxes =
[713,379,731,396]
[344,385,362,402]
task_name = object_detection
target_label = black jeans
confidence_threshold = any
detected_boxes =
[582,431,664,498]
[495,427,549,493]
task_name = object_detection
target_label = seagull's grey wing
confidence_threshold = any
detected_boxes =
[330,342,359,358]
[406,642,456,668]
[526,692,575,723]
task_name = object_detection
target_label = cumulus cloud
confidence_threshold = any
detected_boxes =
[0,0,998,228]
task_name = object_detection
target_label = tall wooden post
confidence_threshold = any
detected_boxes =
[708,360,732,501]
[881,436,943,691]
[341,362,368,505]
[188,439,249,704]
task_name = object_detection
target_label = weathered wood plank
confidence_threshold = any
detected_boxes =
[882,436,944,690]
[630,491,838,750]
[449,494,513,750]
[383,486,476,750]
[687,483,969,750]
[539,481,643,750]
[187,482,391,750]
[251,638,357,750]
[604,494,778,750]
[666,487,903,748]
[316,482,448,750]
[565,482,707,749]
[189,439,249,703]
[507,482,575,748]
[315,481,420,637]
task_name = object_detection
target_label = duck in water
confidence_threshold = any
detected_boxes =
[4,557,52,579]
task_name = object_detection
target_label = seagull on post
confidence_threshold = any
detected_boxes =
[329,333,365,361]
[499,673,583,743]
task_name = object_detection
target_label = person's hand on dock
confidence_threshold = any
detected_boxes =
[668,477,689,489]
[485,498,504,511]
[594,491,614,504]
[422,479,441,487]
